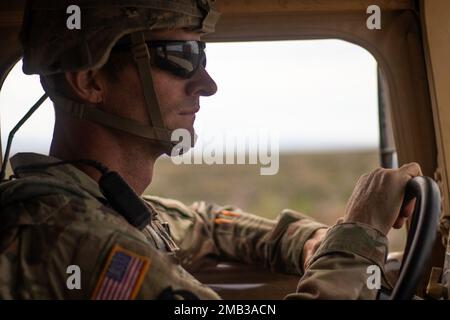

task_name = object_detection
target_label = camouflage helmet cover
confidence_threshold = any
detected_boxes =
[21,0,220,76]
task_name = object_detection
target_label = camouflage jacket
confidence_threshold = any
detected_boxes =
[0,153,389,299]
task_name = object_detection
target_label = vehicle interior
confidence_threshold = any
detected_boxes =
[0,0,449,300]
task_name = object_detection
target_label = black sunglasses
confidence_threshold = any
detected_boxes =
[112,40,207,79]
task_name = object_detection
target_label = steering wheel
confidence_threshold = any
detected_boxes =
[382,176,441,300]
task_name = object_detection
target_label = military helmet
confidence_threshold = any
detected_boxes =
[20,0,220,150]
[21,0,219,75]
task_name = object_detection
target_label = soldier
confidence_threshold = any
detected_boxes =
[0,0,419,299]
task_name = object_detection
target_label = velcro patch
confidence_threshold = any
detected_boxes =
[92,245,150,300]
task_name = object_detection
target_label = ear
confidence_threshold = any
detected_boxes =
[64,70,105,104]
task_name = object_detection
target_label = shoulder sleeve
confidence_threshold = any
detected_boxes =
[46,213,220,300]
[1,176,220,300]
[87,231,221,300]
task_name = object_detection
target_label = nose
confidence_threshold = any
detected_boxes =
[185,67,218,97]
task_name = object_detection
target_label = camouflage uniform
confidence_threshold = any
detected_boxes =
[0,0,390,300]
[0,153,389,299]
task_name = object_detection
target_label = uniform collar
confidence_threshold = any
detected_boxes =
[10,152,106,201]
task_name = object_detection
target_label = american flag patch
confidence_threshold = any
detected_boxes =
[92,245,150,300]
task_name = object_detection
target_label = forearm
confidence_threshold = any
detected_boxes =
[144,196,328,275]
[211,208,328,275]
[285,223,389,300]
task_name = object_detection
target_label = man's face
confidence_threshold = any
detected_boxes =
[102,29,217,139]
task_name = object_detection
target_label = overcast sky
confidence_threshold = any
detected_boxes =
[0,39,379,156]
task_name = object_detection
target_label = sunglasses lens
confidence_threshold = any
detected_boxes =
[151,41,206,78]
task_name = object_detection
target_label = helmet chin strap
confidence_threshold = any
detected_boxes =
[130,31,171,144]
[42,31,185,154]
[47,92,171,143]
